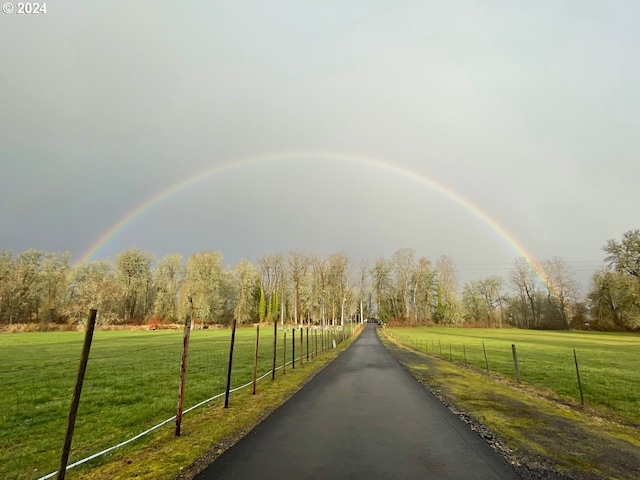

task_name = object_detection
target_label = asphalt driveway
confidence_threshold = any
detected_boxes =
[194,324,520,480]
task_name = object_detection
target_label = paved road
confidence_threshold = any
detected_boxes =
[194,324,520,480]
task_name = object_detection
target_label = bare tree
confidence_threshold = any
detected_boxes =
[604,229,640,277]
[510,258,539,328]
[462,276,504,326]
[233,258,259,324]
[370,258,394,321]
[287,250,309,325]
[327,252,350,326]
[181,251,225,327]
[434,255,461,324]
[542,257,578,329]
[115,249,154,322]
[153,253,184,321]
[66,260,120,324]
[257,253,284,324]
[3,250,43,324]
[358,260,368,323]
[413,257,436,323]
[391,248,416,321]
[310,254,327,326]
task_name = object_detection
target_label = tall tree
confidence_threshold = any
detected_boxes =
[233,258,259,323]
[257,253,285,324]
[0,250,13,324]
[358,260,369,323]
[258,287,266,322]
[370,258,394,321]
[287,250,309,325]
[413,257,436,323]
[588,270,640,330]
[181,251,225,326]
[310,254,327,326]
[510,258,540,328]
[542,257,578,329]
[153,253,184,321]
[66,260,120,324]
[588,230,640,330]
[327,252,350,326]
[38,251,72,323]
[3,250,44,324]
[462,276,504,326]
[480,276,505,327]
[391,248,416,321]
[462,280,489,325]
[115,249,154,321]
[434,255,461,324]
[604,229,640,278]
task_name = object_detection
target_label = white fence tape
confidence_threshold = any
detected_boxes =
[37,354,307,480]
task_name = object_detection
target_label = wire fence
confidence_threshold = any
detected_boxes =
[0,312,362,480]
[384,328,639,425]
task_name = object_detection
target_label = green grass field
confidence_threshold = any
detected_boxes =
[386,327,640,425]
[0,324,346,480]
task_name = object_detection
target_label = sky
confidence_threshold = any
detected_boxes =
[1,1,638,288]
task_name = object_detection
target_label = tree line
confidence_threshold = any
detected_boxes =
[0,230,638,330]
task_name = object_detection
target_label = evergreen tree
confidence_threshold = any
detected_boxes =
[259,287,266,322]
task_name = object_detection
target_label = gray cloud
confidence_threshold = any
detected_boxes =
[1,0,638,287]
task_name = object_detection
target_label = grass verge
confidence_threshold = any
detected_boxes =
[386,326,640,425]
[379,329,640,480]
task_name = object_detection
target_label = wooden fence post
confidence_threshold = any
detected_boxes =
[482,340,489,375]
[57,309,97,480]
[224,319,237,408]
[176,299,193,435]
[511,344,520,383]
[463,343,467,366]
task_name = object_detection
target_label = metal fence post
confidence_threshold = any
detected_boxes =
[224,319,237,408]
[574,349,584,405]
[252,325,260,394]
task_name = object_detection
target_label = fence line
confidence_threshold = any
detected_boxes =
[34,323,362,480]
[384,328,638,424]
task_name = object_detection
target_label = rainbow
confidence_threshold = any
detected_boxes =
[76,151,549,284]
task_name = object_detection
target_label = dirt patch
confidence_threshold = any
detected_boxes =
[381,332,640,480]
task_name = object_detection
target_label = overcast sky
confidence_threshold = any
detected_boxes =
[1,1,638,287]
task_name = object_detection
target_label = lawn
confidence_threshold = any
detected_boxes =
[0,324,348,480]
[385,327,639,425]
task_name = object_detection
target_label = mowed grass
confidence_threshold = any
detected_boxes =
[0,325,343,480]
[386,327,640,425]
